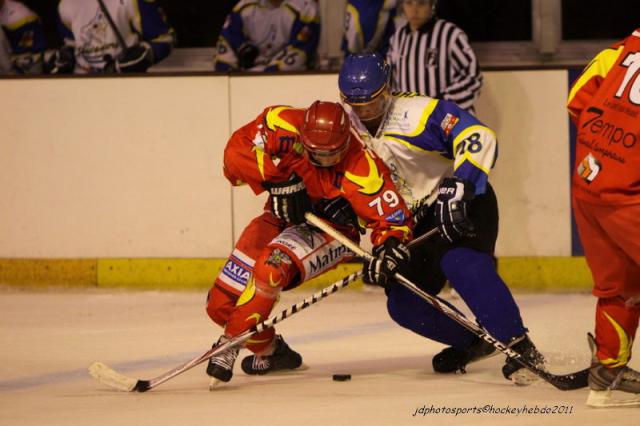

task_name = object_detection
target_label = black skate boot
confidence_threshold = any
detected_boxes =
[586,333,640,408]
[241,334,302,375]
[206,335,239,388]
[501,334,546,385]
[432,336,498,373]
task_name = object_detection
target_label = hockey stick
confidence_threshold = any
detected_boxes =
[96,0,128,51]
[89,217,439,392]
[305,213,589,391]
[89,270,362,392]
[96,0,130,73]
[90,273,361,392]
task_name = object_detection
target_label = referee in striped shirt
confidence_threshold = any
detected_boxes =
[387,0,482,114]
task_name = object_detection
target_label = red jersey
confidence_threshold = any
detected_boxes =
[567,29,640,205]
[223,105,413,246]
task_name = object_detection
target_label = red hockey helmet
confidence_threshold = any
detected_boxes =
[300,101,351,167]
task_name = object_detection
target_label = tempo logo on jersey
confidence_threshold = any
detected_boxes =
[440,113,459,136]
[583,107,637,149]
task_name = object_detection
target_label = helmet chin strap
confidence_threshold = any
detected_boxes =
[359,93,391,137]
[352,90,391,136]
[361,115,384,137]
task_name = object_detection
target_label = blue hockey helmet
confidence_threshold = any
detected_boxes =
[338,53,391,105]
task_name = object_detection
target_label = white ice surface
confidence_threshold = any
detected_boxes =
[0,288,637,426]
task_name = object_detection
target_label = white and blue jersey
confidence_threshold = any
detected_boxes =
[346,93,497,212]
[342,0,398,56]
[213,0,320,72]
[57,0,175,73]
[0,0,46,73]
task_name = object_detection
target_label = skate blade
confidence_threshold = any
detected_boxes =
[266,363,310,375]
[587,389,640,408]
[208,377,226,391]
[242,363,309,376]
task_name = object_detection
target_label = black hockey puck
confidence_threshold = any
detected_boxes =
[332,374,351,381]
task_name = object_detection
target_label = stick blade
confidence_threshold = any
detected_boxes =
[89,362,139,392]
[552,368,589,391]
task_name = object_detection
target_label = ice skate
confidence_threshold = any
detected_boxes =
[241,334,302,375]
[432,336,498,373]
[206,335,239,389]
[586,333,640,408]
[501,334,546,385]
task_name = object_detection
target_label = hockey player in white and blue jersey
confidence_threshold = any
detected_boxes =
[213,0,320,72]
[342,0,398,56]
[0,0,46,74]
[338,53,547,385]
[50,0,174,74]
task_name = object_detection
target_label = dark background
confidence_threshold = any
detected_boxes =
[438,0,533,41]
[438,0,637,42]
[19,0,638,49]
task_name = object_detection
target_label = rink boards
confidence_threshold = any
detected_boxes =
[0,71,592,290]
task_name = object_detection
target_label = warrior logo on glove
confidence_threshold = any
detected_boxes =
[263,174,311,225]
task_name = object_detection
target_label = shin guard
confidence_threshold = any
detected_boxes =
[225,248,298,353]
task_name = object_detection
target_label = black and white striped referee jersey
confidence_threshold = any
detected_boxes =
[386,18,482,113]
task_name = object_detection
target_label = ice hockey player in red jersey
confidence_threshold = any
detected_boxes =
[567,28,640,408]
[205,101,413,387]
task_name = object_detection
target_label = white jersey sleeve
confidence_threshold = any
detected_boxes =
[349,93,497,211]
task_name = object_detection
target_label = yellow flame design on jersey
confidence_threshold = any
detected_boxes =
[269,272,282,288]
[236,277,256,307]
[265,106,299,134]
[567,46,624,117]
[246,312,262,324]
[344,151,384,195]
[252,146,266,180]
[600,311,633,368]
[247,336,273,345]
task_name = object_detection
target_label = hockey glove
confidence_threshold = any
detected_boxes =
[237,43,259,70]
[47,45,75,74]
[313,197,360,230]
[116,42,154,73]
[363,237,410,289]
[263,174,311,225]
[434,177,476,243]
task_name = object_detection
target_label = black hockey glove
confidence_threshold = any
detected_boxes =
[47,45,75,74]
[363,237,410,289]
[263,174,311,225]
[313,197,360,230]
[237,43,259,70]
[116,43,154,73]
[434,177,476,243]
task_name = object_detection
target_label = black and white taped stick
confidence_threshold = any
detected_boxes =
[89,215,439,392]
[305,212,589,391]
[88,270,361,392]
